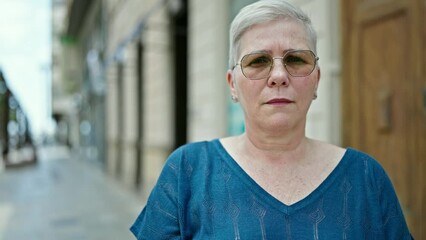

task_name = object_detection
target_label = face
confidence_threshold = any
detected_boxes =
[227,18,320,132]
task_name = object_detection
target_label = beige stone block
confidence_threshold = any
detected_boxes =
[121,142,138,188]
[141,146,171,197]
[106,140,118,177]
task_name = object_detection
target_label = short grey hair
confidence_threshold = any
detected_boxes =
[228,0,317,69]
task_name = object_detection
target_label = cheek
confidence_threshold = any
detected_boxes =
[295,77,317,94]
[291,80,317,107]
[236,80,263,103]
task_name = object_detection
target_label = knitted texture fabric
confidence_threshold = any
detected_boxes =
[131,139,412,240]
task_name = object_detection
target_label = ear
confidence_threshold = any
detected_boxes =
[227,69,238,98]
[314,66,321,91]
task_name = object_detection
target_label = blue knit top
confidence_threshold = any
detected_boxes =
[130,139,412,239]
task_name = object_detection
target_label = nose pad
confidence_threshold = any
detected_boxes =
[267,58,290,87]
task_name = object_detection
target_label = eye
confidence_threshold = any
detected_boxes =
[243,54,271,68]
[285,55,307,65]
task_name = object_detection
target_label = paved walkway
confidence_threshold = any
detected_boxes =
[0,145,145,240]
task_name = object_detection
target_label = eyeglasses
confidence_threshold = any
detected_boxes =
[232,50,319,80]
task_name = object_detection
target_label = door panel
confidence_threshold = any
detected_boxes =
[342,0,425,238]
[360,11,412,208]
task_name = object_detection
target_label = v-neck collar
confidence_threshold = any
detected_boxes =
[212,139,355,215]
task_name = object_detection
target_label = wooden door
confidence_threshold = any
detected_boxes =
[342,0,425,238]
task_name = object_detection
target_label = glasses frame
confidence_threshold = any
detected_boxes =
[232,49,319,80]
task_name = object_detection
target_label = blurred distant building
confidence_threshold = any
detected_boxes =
[0,71,9,157]
[0,70,36,167]
[52,0,106,166]
[51,0,78,147]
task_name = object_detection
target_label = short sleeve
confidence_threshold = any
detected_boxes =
[369,158,413,239]
[130,148,183,240]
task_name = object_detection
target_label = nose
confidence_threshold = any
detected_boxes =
[267,57,290,87]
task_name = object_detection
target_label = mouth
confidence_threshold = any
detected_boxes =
[265,98,294,105]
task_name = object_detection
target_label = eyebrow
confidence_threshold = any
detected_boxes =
[243,49,270,55]
[244,48,300,56]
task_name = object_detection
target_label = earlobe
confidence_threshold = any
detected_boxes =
[315,67,321,89]
[231,95,239,102]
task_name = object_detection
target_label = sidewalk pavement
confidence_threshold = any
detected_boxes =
[0,145,145,240]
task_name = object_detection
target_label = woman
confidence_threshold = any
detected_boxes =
[131,0,412,239]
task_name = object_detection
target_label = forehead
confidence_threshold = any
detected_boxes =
[239,19,310,55]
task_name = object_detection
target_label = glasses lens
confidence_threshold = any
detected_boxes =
[284,50,316,77]
[239,50,317,79]
[241,53,272,80]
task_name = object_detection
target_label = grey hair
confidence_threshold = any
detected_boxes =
[228,0,317,69]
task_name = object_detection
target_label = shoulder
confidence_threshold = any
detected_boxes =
[311,139,384,172]
[164,139,223,172]
[338,147,394,193]
[343,147,387,174]
[311,140,390,185]
[169,139,221,160]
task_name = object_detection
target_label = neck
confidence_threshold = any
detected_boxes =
[245,115,307,149]
[240,129,311,164]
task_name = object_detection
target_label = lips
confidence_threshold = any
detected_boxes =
[266,98,294,104]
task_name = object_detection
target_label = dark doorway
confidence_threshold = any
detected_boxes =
[135,40,144,187]
[116,62,124,178]
[170,0,188,150]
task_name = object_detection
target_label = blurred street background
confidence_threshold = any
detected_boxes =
[0,0,424,239]
[0,144,143,240]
